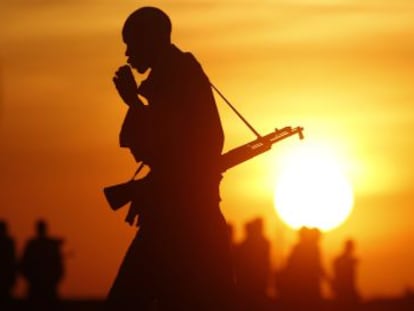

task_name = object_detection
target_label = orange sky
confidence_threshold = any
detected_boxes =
[1,0,414,300]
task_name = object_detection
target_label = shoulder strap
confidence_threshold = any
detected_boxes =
[210,82,262,138]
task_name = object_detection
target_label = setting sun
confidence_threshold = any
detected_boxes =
[274,143,354,231]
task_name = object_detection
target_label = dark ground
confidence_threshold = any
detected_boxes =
[2,296,413,311]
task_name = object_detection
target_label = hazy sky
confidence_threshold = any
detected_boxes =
[1,0,414,299]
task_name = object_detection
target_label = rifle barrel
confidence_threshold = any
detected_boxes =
[220,126,304,172]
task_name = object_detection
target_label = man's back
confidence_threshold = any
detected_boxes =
[127,44,225,225]
[139,44,223,178]
[21,236,64,299]
[0,233,16,299]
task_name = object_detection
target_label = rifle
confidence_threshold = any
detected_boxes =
[220,126,304,172]
[103,126,304,211]
[104,80,304,212]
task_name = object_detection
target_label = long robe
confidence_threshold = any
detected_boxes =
[107,44,237,310]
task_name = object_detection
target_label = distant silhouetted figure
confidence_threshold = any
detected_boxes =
[0,220,17,302]
[276,227,325,310]
[106,6,237,310]
[234,218,271,311]
[331,239,360,307]
[20,219,64,304]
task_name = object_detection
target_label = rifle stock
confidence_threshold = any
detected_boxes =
[103,181,136,211]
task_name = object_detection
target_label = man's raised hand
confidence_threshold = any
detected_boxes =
[113,65,140,106]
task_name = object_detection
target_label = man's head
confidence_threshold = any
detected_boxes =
[344,239,355,254]
[245,217,264,238]
[36,219,48,237]
[122,7,172,73]
[0,220,7,236]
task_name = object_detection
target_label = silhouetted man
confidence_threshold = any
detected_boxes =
[234,218,271,311]
[0,220,17,302]
[276,227,325,310]
[331,239,360,307]
[107,6,237,310]
[20,219,64,304]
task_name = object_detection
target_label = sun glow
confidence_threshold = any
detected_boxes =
[274,143,354,231]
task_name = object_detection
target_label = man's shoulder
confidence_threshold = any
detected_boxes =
[172,45,205,75]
